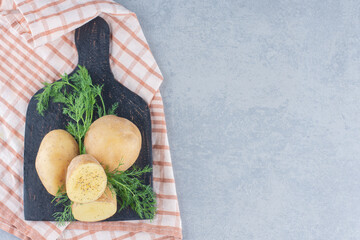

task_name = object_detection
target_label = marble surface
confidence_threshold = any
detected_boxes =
[3,0,360,239]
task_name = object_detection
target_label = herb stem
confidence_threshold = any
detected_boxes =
[99,94,106,116]
[76,120,83,153]
[65,82,79,92]
[111,178,136,198]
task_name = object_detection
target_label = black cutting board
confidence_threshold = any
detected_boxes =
[24,17,153,221]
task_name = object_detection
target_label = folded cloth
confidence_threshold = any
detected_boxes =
[0,0,182,239]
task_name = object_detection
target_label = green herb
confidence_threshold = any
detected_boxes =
[106,102,119,116]
[107,165,157,219]
[51,186,74,226]
[35,65,117,154]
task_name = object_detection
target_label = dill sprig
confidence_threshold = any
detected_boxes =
[35,65,116,154]
[51,186,74,226]
[106,165,157,219]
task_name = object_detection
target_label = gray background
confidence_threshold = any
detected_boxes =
[3,0,360,239]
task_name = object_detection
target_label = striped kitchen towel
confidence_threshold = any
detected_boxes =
[0,0,182,239]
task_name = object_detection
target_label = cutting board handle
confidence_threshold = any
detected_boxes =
[75,17,111,71]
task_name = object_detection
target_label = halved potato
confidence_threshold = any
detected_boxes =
[66,154,107,203]
[35,129,79,196]
[84,115,142,172]
[72,186,117,222]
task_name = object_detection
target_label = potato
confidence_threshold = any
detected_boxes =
[84,115,142,172]
[66,154,107,203]
[72,186,117,222]
[35,129,79,196]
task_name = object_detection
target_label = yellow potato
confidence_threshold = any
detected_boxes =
[84,115,142,172]
[72,186,117,222]
[35,129,79,196]
[66,154,107,203]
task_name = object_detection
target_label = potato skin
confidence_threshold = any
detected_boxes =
[35,129,79,196]
[84,115,142,172]
[66,154,107,203]
[72,186,117,222]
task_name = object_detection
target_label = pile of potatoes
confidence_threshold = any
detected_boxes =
[35,115,142,222]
